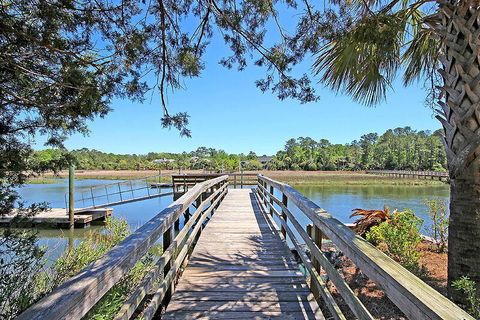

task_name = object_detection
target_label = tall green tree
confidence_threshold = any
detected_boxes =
[313,0,480,299]
[1,0,320,213]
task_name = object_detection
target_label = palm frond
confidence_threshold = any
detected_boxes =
[402,27,440,85]
[313,13,406,106]
[350,206,392,235]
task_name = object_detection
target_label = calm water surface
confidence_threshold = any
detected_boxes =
[15,179,174,263]
[13,179,449,262]
[292,184,449,232]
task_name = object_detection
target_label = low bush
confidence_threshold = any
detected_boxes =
[452,276,480,318]
[366,209,423,273]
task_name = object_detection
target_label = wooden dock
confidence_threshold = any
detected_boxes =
[19,175,473,320]
[0,208,112,227]
[366,169,449,182]
[164,189,322,319]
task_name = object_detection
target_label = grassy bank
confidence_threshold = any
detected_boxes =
[26,178,64,184]
[36,170,447,186]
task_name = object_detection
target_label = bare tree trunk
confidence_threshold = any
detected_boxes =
[436,0,480,301]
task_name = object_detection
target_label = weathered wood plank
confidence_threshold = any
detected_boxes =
[163,310,321,319]
[164,189,323,319]
[174,282,310,292]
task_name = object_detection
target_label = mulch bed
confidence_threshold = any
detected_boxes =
[314,240,448,319]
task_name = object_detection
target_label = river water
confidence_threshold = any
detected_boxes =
[13,179,449,263]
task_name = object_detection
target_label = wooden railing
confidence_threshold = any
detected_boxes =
[256,175,472,320]
[366,170,449,180]
[19,175,229,320]
[172,172,257,194]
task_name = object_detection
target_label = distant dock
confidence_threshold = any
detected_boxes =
[0,208,113,228]
[149,182,173,188]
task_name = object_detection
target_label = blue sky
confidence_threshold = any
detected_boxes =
[37,22,441,156]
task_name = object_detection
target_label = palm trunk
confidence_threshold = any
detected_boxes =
[436,0,480,301]
[448,169,480,301]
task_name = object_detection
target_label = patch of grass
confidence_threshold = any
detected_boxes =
[276,174,445,186]
[26,178,62,184]
[32,217,160,320]
[39,170,447,186]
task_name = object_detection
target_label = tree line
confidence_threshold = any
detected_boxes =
[271,127,446,171]
[33,127,447,172]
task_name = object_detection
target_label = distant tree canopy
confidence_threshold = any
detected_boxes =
[270,127,446,171]
[33,127,446,172]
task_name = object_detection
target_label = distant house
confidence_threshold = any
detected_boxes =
[257,155,273,169]
[153,158,175,164]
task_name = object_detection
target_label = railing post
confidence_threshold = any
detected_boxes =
[306,223,323,301]
[130,181,135,198]
[68,164,75,230]
[162,226,174,304]
[269,185,274,216]
[105,185,110,204]
[259,180,265,203]
[184,207,190,224]
[118,183,123,201]
[234,175,237,189]
[90,187,95,207]
[308,223,322,272]
[281,193,287,238]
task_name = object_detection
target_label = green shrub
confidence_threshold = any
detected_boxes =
[366,209,423,273]
[51,217,130,288]
[0,229,45,319]
[86,259,153,320]
[423,198,448,253]
[1,217,158,320]
[452,276,480,318]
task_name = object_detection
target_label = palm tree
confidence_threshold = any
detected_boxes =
[313,0,480,301]
[350,206,393,236]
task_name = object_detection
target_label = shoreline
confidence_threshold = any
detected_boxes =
[29,170,447,186]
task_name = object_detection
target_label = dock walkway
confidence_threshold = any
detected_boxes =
[19,175,473,320]
[164,189,323,319]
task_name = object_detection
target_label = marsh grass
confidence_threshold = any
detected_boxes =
[29,217,159,320]
[38,170,446,186]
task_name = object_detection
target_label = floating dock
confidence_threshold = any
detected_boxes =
[0,208,113,228]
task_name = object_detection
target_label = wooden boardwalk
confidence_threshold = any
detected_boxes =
[19,175,473,320]
[0,208,112,227]
[164,189,323,319]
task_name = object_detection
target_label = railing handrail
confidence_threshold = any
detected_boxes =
[19,175,229,320]
[66,174,170,209]
[366,169,449,177]
[257,174,472,320]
